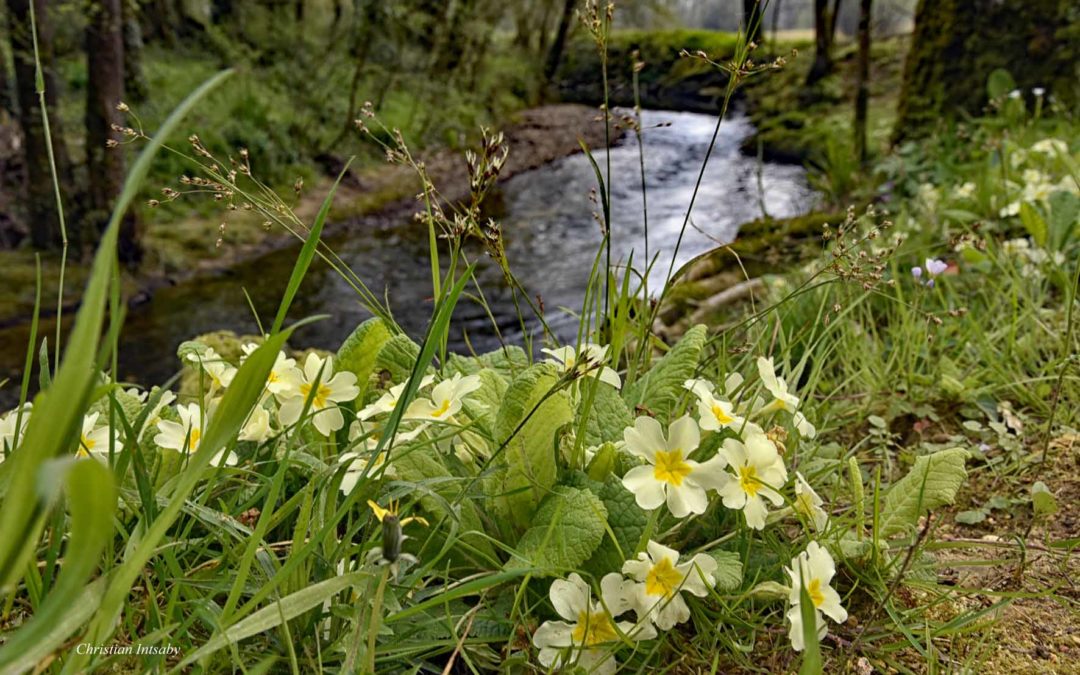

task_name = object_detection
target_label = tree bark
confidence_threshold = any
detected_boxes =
[805,0,832,85]
[543,0,576,84]
[893,0,1075,142]
[86,0,140,263]
[122,0,146,102]
[828,0,844,44]
[853,0,871,163]
[6,0,75,251]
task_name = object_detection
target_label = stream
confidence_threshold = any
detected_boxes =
[0,110,815,405]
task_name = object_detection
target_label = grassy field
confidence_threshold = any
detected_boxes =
[0,21,1077,675]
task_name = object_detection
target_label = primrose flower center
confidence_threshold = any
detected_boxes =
[653,449,693,486]
[795,492,815,517]
[187,427,201,452]
[432,398,452,418]
[301,382,332,408]
[711,403,733,424]
[571,610,619,646]
[81,435,96,451]
[738,464,760,497]
[644,557,684,598]
[807,578,825,608]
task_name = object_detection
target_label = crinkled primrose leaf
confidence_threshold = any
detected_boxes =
[336,317,392,404]
[507,486,608,575]
[880,448,969,537]
[623,324,706,419]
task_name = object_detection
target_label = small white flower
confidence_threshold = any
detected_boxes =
[684,379,745,432]
[621,415,729,518]
[186,347,237,391]
[786,541,847,651]
[532,572,653,675]
[954,182,976,200]
[1030,138,1066,155]
[1007,89,1022,100]
[154,402,238,466]
[542,343,622,389]
[716,430,787,529]
[277,354,360,436]
[239,405,272,443]
[924,258,948,277]
[0,403,31,455]
[138,389,176,440]
[404,373,481,422]
[76,411,123,460]
[1032,87,1046,98]
[623,540,718,630]
[794,472,828,531]
[999,201,1021,217]
[357,375,435,421]
[757,357,800,414]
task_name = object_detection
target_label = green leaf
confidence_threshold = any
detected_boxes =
[508,486,608,575]
[1019,202,1049,248]
[492,364,573,529]
[1031,481,1058,517]
[580,473,647,575]
[986,68,1016,100]
[583,383,634,446]
[271,159,352,334]
[955,509,987,525]
[623,324,706,419]
[373,334,423,385]
[0,459,116,672]
[446,346,529,379]
[1047,190,1079,251]
[880,448,968,537]
[174,572,369,671]
[705,550,744,591]
[336,317,392,403]
[460,369,507,437]
[798,571,824,675]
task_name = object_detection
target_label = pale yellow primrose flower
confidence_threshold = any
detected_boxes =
[238,405,273,443]
[186,347,237,391]
[683,378,745,432]
[794,472,829,531]
[242,343,301,398]
[277,354,359,436]
[336,421,428,495]
[542,343,622,389]
[716,430,787,530]
[357,375,435,421]
[786,541,847,651]
[76,411,122,460]
[756,357,800,414]
[155,402,238,466]
[0,403,32,455]
[404,373,481,422]
[622,540,718,630]
[532,572,653,675]
[621,415,729,518]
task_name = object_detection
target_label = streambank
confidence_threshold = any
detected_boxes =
[0,104,621,330]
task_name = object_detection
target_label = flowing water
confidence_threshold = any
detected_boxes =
[0,110,814,405]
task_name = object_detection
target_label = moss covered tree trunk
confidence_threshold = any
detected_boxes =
[893,0,1076,142]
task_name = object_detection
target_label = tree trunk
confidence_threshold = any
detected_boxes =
[893,0,1075,142]
[805,0,831,85]
[86,0,140,263]
[543,0,576,84]
[742,0,762,44]
[853,0,871,163]
[828,0,843,43]
[122,0,146,102]
[6,0,75,251]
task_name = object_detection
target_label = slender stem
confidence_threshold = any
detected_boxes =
[27,0,69,373]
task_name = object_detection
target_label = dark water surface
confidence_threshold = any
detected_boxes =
[0,110,814,405]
